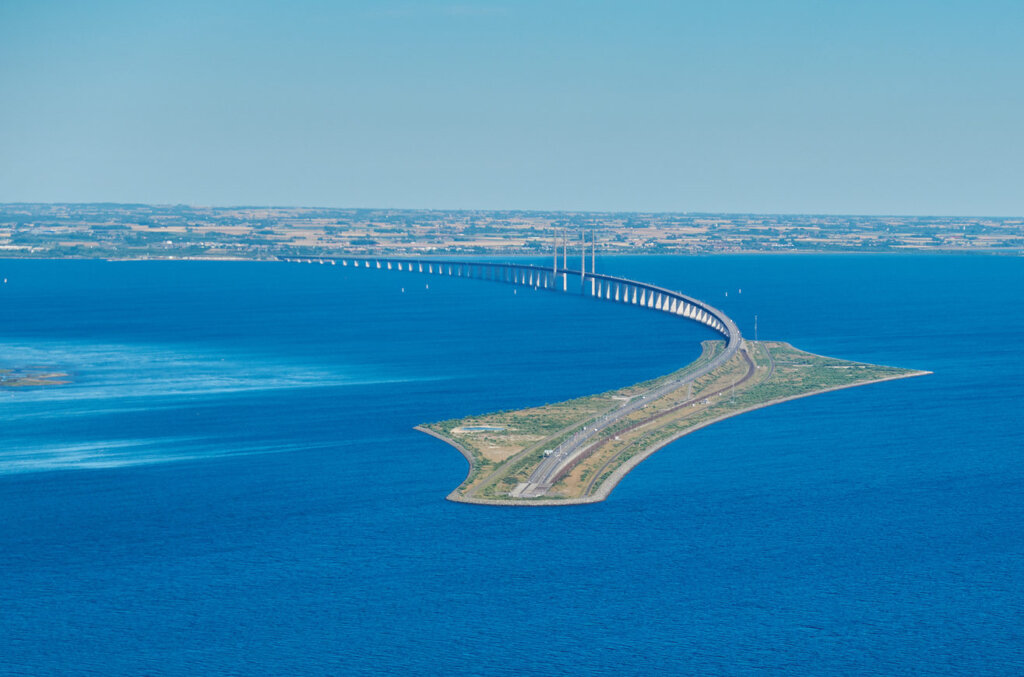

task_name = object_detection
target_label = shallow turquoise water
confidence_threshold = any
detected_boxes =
[1,255,1021,675]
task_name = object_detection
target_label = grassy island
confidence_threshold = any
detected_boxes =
[0,369,71,388]
[418,341,929,506]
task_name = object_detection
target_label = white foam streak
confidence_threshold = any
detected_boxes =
[1,340,437,409]
[0,438,340,474]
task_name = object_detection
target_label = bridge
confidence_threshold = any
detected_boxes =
[281,254,742,498]
[281,255,738,342]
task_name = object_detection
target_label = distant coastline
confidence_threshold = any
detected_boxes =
[3,249,1020,263]
[1,203,1020,260]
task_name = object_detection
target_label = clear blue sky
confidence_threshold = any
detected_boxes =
[2,1,1022,215]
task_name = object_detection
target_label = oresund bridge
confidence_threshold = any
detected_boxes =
[280,253,741,497]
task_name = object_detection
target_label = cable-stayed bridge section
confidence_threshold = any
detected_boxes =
[280,255,739,350]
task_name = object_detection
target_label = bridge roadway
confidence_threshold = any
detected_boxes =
[281,255,739,342]
[282,255,742,497]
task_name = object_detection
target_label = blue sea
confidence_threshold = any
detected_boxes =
[1,255,1022,675]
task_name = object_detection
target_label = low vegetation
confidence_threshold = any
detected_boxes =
[421,341,927,505]
[0,369,70,387]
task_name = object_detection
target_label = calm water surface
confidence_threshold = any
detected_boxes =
[1,255,1022,675]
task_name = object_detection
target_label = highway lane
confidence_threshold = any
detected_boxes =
[581,344,773,497]
[518,342,751,497]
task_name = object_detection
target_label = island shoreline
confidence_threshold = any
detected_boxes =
[420,368,931,507]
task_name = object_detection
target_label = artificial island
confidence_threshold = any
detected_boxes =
[284,235,929,506]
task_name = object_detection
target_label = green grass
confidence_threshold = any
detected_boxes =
[421,341,927,504]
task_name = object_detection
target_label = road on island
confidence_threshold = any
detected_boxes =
[512,340,754,499]
[581,345,774,497]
